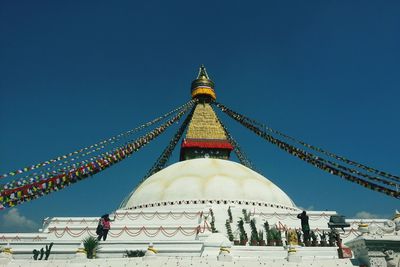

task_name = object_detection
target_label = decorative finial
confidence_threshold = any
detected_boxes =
[197,64,210,79]
[191,65,216,101]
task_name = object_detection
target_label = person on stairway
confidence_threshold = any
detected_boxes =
[97,214,111,241]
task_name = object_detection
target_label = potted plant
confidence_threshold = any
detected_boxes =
[233,231,240,245]
[209,209,218,233]
[310,231,318,247]
[237,219,248,245]
[274,229,283,246]
[227,207,233,223]
[250,231,258,245]
[250,219,259,246]
[242,209,251,223]
[275,230,283,246]
[225,220,234,242]
[267,230,275,246]
[258,230,265,246]
[82,236,100,259]
[296,230,304,246]
[125,250,146,257]
[263,221,270,234]
[328,230,338,247]
[304,235,311,247]
[319,231,327,247]
[283,230,288,246]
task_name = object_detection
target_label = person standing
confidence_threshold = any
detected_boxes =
[97,214,111,241]
[297,211,310,244]
[96,217,104,241]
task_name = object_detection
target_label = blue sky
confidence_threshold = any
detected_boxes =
[0,0,399,232]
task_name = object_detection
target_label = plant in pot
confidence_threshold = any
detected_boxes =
[242,209,251,223]
[258,230,265,246]
[319,231,327,247]
[237,219,248,245]
[283,230,289,246]
[249,219,259,246]
[328,230,338,247]
[125,250,146,257]
[209,209,218,233]
[225,220,234,242]
[296,230,304,246]
[310,231,318,247]
[227,207,233,223]
[266,230,274,246]
[263,221,271,245]
[82,236,100,259]
[274,229,283,246]
[268,228,281,246]
[233,231,240,246]
[263,221,270,234]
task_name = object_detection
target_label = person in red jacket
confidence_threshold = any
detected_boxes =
[97,214,111,241]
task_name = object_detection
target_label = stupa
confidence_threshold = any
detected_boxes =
[0,66,398,267]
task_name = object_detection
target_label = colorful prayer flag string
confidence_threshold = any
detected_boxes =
[119,104,197,208]
[215,102,400,199]
[212,105,254,170]
[0,100,195,180]
[0,101,196,209]
[215,102,400,183]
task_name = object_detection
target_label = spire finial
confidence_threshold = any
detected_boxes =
[197,64,210,79]
[191,65,216,101]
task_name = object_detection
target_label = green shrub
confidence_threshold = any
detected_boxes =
[225,220,234,241]
[242,209,251,223]
[237,218,248,242]
[83,236,100,259]
[125,250,146,257]
[227,207,233,223]
[250,219,258,244]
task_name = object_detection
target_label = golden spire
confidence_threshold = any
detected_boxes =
[180,104,233,161]
[191,65,216,101]
[181,67,233,161]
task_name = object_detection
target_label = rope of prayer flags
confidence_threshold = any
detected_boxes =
[119,104,197,209]
[142,104,196,180]
[214,102,400,186]
[215,103,400,199]
[211,106,254,170]
[215,102,400,183]
[0,100,195,180]
[0,101,195,209]
[1,100,196,191]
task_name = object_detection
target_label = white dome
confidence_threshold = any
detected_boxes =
[123,158,295,209]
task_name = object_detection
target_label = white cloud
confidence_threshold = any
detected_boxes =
[354,211,387,219]
[0,208,39,232]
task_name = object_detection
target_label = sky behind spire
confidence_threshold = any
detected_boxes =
[0,0,399,231]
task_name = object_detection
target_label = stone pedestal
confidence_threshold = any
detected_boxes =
[0,245,12,265]
[143,243,158,261]
[73,242,87,261]
[287,246,302,263]
[217,247,232,262]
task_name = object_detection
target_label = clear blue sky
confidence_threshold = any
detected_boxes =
[0,0,399,232]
